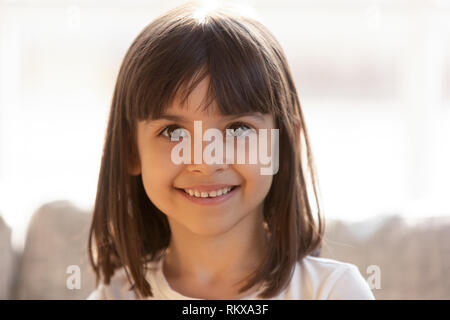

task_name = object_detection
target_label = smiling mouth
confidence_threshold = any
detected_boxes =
[175,185,239,198]
[174,185,240,205]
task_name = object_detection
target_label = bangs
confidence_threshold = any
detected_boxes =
[124,6,283,123]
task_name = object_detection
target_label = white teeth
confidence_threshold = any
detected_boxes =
[183,186,235,198]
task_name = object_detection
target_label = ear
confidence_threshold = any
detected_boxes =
[128,161,141,176]
[127,146,141,176]
[127,124,142,176]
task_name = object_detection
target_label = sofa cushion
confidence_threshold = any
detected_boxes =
[14,200,95,299]
[0,215,15,299]
[320,214,450,299]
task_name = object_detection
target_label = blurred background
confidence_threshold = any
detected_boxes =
[0,0,449,299]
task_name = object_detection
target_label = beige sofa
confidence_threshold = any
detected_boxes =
[1,200,449,299]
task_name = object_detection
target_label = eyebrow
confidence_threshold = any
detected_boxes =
[150,112,267,123]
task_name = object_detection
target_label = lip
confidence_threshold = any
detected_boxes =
[175,185,240,206]
[176,184,238,192]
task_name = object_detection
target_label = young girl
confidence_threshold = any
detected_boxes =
[87,1,374,300]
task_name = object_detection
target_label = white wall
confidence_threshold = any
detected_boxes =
[0,0,449,250]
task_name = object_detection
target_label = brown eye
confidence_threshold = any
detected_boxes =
[160,125,189,140]
[226,122,256,137]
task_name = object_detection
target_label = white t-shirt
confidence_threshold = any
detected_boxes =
[87,255,375,300]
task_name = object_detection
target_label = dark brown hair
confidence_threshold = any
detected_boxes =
[88,0,324,299]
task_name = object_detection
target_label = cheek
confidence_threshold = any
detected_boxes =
[140,143,180,198]
[234,164,273,203]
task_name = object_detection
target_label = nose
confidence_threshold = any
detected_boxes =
[187,162,229,175]
[186,138,230,175]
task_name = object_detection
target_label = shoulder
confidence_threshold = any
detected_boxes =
[284,256,375,300]
[86,259,163,300]
[86,268,137,300]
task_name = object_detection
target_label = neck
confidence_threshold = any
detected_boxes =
[162,207,269,297]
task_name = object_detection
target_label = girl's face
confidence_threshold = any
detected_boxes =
[131,77,275,237]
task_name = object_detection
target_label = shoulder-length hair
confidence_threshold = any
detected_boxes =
[88,0,324,299]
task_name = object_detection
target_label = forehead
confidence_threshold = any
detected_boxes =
[166,80,273,124]
[168,76,220,118]
[142,73,276,127]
